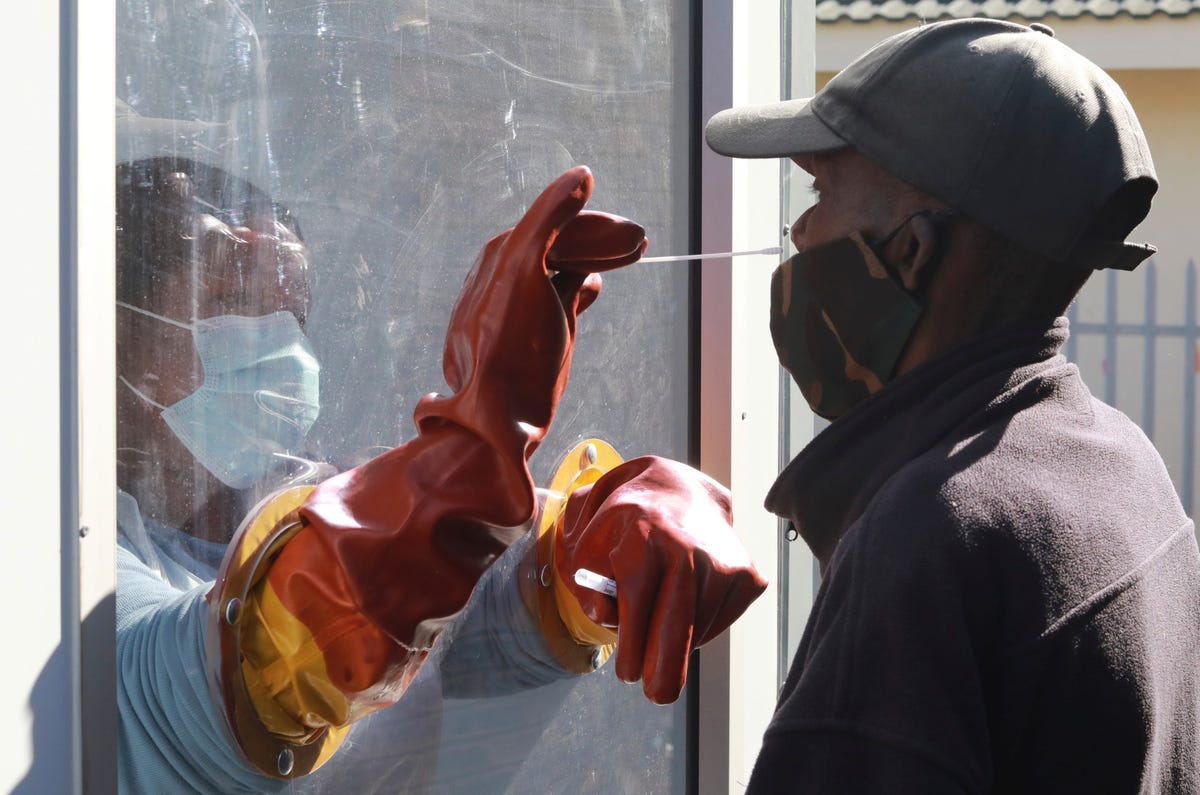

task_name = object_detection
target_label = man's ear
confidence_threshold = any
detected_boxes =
[885,214,941,293]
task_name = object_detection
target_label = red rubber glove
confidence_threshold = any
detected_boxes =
[554,456,769,704]
[211,167,647,770]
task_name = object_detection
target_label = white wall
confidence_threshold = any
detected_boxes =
[2,2,116,792]
[1,4,72,793]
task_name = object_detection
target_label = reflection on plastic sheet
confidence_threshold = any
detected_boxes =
[117,0,690,792]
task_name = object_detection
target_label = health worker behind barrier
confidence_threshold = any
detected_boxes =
[704,18,1199,793]
[115,151,767,792]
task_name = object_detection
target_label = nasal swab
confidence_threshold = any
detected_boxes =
[639,246,783,263]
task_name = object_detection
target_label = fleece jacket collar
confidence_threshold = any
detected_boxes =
[765,317,1071,570]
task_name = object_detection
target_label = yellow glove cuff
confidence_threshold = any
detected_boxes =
[207,486,351,779]
[519,440,620,673]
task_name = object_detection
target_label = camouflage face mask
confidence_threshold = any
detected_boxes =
[769,229,924,420]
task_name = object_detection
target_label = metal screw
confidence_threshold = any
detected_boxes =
[591,648,605,671]
[584,443,598,465]
[79,526,90,538]
[224,598,243,626]
[276,748,294,776]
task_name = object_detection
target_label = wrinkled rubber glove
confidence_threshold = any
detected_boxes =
[552,456,768,705]
[210,166,647,776]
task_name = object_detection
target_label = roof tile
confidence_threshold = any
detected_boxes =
[816,0,1199,21]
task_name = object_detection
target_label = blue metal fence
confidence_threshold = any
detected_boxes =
[1065,259,1197,515]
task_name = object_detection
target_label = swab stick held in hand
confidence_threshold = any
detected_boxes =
[639,246,783,263]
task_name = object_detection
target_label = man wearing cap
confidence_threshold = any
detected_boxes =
[706,18,1199,792]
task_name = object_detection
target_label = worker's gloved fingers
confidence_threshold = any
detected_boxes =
[612,558,657,687]
[445,168,596,329]
[696,567,767,646]
[554,456,768,702]
[566,563,620,628]
[551,271,603,317]
[504,166,595,265]
[641,564,698,705]
[548,211,648,274]
[555,481,620,625]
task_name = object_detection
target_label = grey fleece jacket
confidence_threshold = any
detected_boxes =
[748,318,1200,794]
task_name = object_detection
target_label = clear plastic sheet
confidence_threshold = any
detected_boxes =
[116,0,691,791]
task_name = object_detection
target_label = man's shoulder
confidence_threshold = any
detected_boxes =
[874,381,1177,534]
[854,386,1190,625]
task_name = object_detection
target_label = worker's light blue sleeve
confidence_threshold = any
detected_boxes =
[117,528,577,793]
[116,544,282,794]
[291,529,582,793]
[437,527,579,698]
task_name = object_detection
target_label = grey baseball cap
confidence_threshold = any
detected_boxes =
[705,19,1158,270]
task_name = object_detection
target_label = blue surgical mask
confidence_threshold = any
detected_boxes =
[118,302,321,489]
